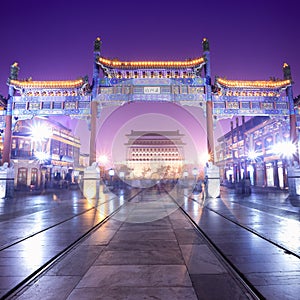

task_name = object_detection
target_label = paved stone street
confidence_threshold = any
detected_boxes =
[0,185,300,299]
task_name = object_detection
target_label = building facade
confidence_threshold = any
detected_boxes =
[215,115,298,189]
[123,130,185,179]
[0,117,81,190]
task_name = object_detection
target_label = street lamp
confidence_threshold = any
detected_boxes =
[119,171,125,189]
[272,141,297,161]
[272,141,297,189]
[247,150,259,162]
[98,154,108,179]
[98,154,108,165]
[108,168,115,186]
[35,151,50,163]
[30,122,52,189]
[192,167,198,184]
[119,171,125,180]
[30,123,51,144]
[183,170,188,187]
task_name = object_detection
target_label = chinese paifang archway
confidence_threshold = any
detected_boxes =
[1,38,298,176]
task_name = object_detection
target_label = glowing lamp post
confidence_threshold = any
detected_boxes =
[183,171,188,187]
[119,171,125,189]
[30,124,51,158]
[272,141,299,195]
[119,171,125,179]
[192,167,198,184]
[246,150,260,186]
[30,123,52,188]
[108,168,115,186]
[272,141,297,162]
[98,154,108,179]
[247,150,259,162]
[35,151,50,162]
[272,141,297,183]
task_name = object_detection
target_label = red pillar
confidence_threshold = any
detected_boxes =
[283,63,299,164]
[89,101,97,166]
[2,63,19,166]
[206,100,215,162]
[1,110,12,165]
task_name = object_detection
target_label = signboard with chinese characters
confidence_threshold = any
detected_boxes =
[143,87,161,94]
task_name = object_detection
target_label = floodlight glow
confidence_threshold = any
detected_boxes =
[248,150,258,161]
[30,123,51,142]
[199,152,210,165]
[272,141,296,159]
[35,151,50,163]
[98,154,108,165]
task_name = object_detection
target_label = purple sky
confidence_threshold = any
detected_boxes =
[1,0,300,96]
[1,0,300,166]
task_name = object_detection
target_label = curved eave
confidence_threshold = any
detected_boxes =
[216,77,291,90]
[9,79,85,89]
[97,56,205,69]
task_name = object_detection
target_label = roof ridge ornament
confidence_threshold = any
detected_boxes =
[10,62,19,80]
[202,38,209,52]
[283,62,292,80]
[94,37,102,52]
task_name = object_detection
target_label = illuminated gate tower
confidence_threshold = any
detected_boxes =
[2,37,299,191]
[124,130,185,179]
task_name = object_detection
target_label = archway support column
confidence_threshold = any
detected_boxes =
[89,37,101,166]
[89,101,97,166]
[202,38,215,163]
[2,63,19,166]
[206,100,215,162]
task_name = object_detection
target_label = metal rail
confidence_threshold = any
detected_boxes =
[205,204,300,259]
[166,190,263,300]
[2,188,142,300]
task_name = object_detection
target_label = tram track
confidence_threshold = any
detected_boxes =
[0,190,136,252]
[204,203,300,259]
[1,187,142,300]
[4,186,260,300]
[3,186,298,299]
[165,189,263,300]
[171,188,300,299]
[0,207,96,252]
[180,189,300,259]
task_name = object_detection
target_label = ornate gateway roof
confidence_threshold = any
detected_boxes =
[216,77,291,90]
[97,57,206,79]
[8,78,87,89]
[94,37,207,79]
[97,56,205,69]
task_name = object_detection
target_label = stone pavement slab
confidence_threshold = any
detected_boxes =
[76,265,192,288]
[12,191,251,300]
[67,286,197,300]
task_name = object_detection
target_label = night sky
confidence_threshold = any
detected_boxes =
[1,0,300,165]
[1,0,300,96]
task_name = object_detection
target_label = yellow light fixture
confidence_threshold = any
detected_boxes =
[98,56,205,68]
[217,78,291,89]
[10,79,84,89]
